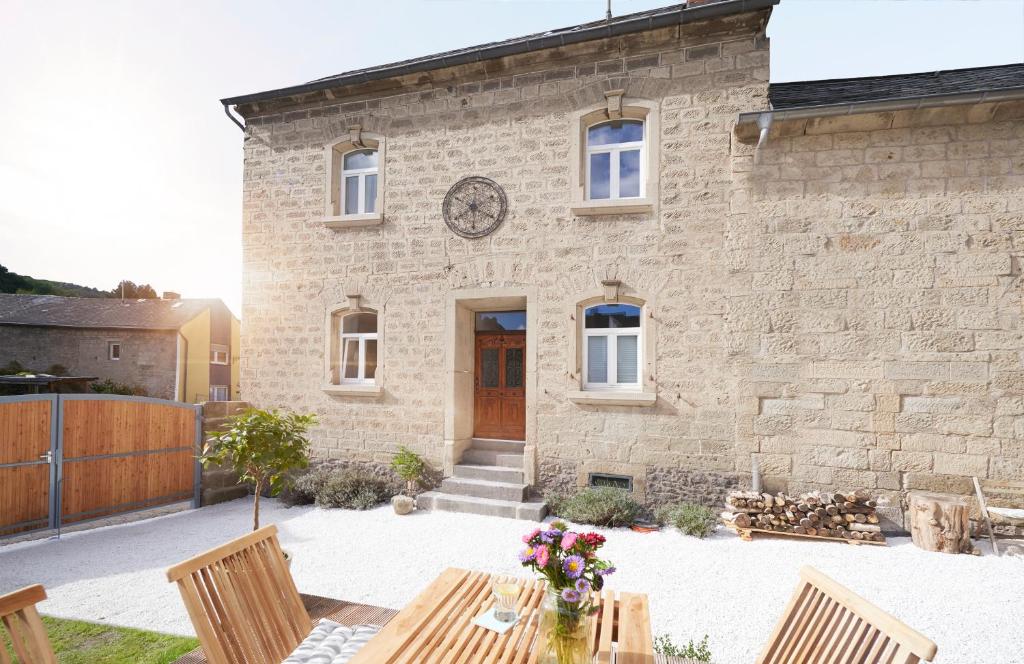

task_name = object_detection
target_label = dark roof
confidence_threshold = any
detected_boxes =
[0,294,221,330]
[221,0,779,107]
[769,63,1024,110]
[0,374,97,386]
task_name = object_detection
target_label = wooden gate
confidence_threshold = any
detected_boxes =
[0,394,200,538]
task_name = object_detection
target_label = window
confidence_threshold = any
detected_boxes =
[339,311,378,384]
[583,303,641,389]
[588,473,633,491]
[108,342,121,361]
[475,311,526,332]
[341,149,378,216]
[586,120,644,201]
[209,386,229,401]
[210,344,229,365]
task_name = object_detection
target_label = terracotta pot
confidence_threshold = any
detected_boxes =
[392,495,415,515]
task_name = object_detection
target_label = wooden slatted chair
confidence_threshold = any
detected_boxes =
[758,566,937,664]
[166,524,312,664]
[0,584,57,664]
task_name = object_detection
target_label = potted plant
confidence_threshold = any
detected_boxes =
[390,446,424,515]
[202,408,316,562]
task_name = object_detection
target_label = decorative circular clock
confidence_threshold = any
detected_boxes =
[442,176,508,238]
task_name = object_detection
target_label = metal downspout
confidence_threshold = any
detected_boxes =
[223,104,245,132]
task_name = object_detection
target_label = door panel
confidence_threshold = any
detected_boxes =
[0,398,53,536]
[474,333,526,440]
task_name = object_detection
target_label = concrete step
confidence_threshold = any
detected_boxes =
[461,449,524,468]
[417,491,547,521]
[454,464,525,484]
[470,438,526,453]
[440,476,528,501]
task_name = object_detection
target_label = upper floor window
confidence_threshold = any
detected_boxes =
[210,344,229,365]
[339,311,377,384]
[108,342,121,360]
[586,120,644,201]
[342,149,378,215]
[583,303,641,390]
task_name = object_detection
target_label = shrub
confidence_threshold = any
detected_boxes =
[391,447,425,495]
[90,379,146,396]
[315,469,392,510]
[280,466,332,507]
[550,487,643,528]
[655,502,718,538]
[653,634,712,662]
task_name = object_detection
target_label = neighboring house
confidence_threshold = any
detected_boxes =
[0,293,240,402]
[225,0,1024,521]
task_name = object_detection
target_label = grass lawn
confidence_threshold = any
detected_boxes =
[5,616,198,664]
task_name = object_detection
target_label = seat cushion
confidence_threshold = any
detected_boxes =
[282,619,380,664]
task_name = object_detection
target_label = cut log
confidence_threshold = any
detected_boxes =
[908,491,973,555]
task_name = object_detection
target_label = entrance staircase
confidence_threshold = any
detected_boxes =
[416,438,547,520]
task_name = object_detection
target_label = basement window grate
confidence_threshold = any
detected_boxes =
[588,473,633,491]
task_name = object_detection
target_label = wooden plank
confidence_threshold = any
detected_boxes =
[726,523,888,546]
[616,592,653,664]
[348,568,472,664]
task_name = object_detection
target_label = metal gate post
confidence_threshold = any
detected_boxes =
[47,394,60,530]
[193,403,203,508]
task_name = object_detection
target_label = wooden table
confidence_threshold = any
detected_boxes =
[349,567,654,664]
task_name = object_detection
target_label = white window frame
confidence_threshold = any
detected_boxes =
[108,342,121,361]
[210,344,229,365]
[582,305,642,391]
[210,385,229,401]
[340,149,379,216]
[339,312,378,385]
[585,120,645,201]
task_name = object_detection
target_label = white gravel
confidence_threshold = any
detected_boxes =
[1,498,1022,663]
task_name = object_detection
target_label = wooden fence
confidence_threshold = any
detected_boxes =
[0,394,200,538]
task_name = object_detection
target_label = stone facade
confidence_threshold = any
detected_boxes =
[236,7,1022,518]
[0,325,178,398]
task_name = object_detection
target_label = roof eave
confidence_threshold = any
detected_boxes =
[220,0,779,108]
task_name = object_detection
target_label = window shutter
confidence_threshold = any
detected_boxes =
[587,336,608,383]
[616,335,638,384]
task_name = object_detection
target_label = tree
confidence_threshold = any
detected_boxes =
[202,408,316,530]
[111,280,157,299]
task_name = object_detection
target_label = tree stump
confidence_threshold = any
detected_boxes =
[908,491,973,554]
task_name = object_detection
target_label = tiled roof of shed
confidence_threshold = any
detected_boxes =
[769,63,1024,110]
[0,293,219,330]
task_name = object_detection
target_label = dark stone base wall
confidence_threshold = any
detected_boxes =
[538,457,739,509]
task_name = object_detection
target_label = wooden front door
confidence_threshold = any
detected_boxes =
[474,332,525,440]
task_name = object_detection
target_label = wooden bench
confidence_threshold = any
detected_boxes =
[758,566,936,664]
[0,584,56,664]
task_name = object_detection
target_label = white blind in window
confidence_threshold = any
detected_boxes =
[587,336,608,384]
[616,335,638,383]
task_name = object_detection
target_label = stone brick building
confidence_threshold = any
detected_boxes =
[0,294,241,403]
[225,0,1024,523]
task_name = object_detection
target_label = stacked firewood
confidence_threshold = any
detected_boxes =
[721,489,886,543]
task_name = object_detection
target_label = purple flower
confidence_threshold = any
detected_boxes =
[597,566,616,577]
[575,578,591,593]
[560,588,581,603]
[562,555,585,579]
[518,546,536,562]
[541,528,562,544]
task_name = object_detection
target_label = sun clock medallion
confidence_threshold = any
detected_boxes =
[442,176,508,238]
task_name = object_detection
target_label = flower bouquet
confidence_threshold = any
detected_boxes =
[519,520,615,664]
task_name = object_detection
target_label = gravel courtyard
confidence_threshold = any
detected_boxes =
[1,498,1021,663]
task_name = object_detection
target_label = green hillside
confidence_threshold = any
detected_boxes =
[0,264,158,299]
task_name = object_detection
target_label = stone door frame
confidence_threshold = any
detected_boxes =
[443,287,537,485]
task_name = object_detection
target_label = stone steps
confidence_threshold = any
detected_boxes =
[416,491,547,521]
[440,476,528,501]
[416,438,546,521]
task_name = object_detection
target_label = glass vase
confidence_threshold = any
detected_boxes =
[536,586,593,664]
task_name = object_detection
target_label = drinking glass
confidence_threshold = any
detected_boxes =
[492,581,519,622]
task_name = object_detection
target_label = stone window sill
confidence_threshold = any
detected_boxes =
[570,198,654,217]
[320,213,383,229]
[321,383,383,397]
[567,390,656,407]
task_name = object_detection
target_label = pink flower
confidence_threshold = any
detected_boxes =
[535,545,550,568]
[522,528,541,543]
[560,532,578,551]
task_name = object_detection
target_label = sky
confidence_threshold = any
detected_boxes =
[1,0,1022,318]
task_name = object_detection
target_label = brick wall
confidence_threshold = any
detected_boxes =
[0,325,179,399]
